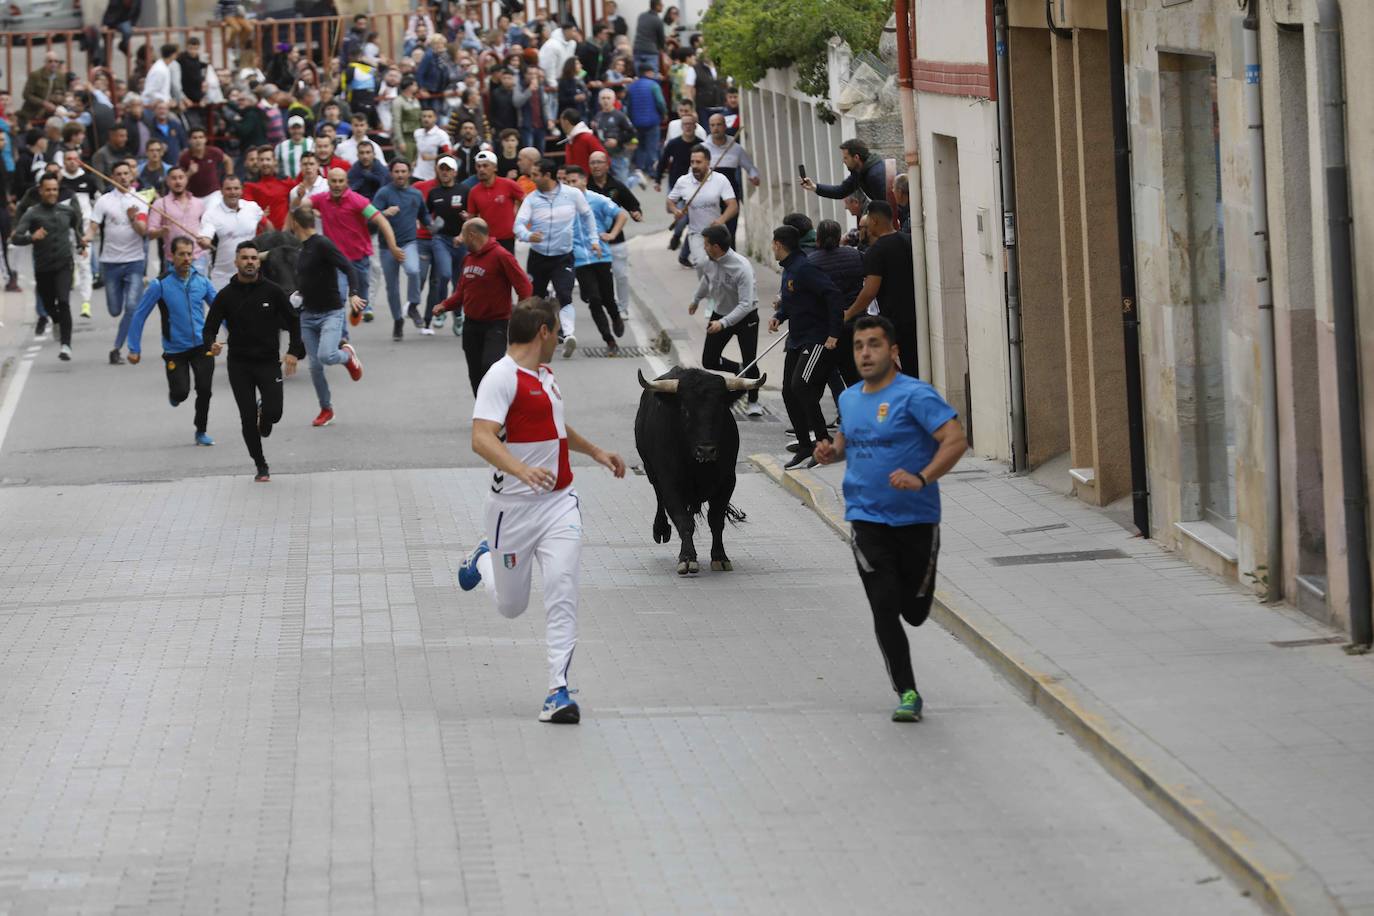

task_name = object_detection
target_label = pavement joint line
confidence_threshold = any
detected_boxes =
[748,450,1346,916]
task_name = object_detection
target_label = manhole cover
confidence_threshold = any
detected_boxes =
[578,345,660,358]
[732,402,781,422]
[988,548,1128,566]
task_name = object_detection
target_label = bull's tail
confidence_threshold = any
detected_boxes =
[689,503,749,524]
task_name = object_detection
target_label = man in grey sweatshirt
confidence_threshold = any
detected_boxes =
[688,223,762,413]
[12,173,86,359]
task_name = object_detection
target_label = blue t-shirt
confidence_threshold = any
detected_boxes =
[371,183,430,246]
[838,374,958,526]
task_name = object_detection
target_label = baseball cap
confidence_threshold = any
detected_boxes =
[288,115,305,128]
[437,156,458,171]
[474,151,497,165]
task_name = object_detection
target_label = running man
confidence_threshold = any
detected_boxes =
[127,236,219,445]
[457,297,628,724]
[666,144,737,277]
[288,206,365,428]
[88,161,150,365]
[433,218,532,393]
[689,224,762,416]
[813,315,967,722]
[562,165,626,351]
[11,173,86,361]
[198,175,265,290]
[371,158,431,339]
[308,166,407,320]
[513,157,599,357]
[202,240,304,482]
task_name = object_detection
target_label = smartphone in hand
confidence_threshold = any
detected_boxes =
[798,164,807,180]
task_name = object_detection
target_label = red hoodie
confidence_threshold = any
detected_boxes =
[564,124,607,174]
[436,239,533,321]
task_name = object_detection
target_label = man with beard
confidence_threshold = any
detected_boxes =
[243,149,295,230]
[346,139,390,199]
[202,239,304,482]
[448,118,484,181]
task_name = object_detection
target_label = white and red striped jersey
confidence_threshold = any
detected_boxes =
[472,355,572,497]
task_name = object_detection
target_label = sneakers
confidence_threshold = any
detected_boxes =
[34,316,48,338]
[407,303,422,328]
[254,464,271,482]
[605,339,619,354]
[393,318,404,341]
[562,334,577,358]
[195,431,214,446]
[539,687,581,724]
[312,407,335,427]
[257,399,273,438]
[420,327,435,336]
[452,313,464,337]
[457,539,489,591]
[611,314,625,338]
[348,305,362,327]
[80,302,92,318]
[5,277,20,292]
[892,689,923,723]
[432,312,446,329]
[783,449,816,471]
[745,402,765,418]
[340,343,362,381]
[362,307,375,323]
[58,344,71,361]
[108,348,124,365]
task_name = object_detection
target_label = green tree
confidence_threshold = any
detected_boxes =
[701,0,891,98]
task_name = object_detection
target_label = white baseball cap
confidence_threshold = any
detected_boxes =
[474,151,497,165]
[287,115,306,128]
[437,156,458,171]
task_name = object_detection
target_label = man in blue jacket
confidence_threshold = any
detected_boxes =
[127,235,219,446]
[623,65,666,178]
[564,165,627,351]
[768,224,844,470]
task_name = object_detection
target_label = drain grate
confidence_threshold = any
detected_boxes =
[1003,522,1071,535]
[577,345,660,358]
[732,401,782,423]
[989,548,1128,566]
[1270,636,1345,649]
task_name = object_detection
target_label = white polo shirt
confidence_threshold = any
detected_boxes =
[667,170,736,233]
[412,125,450,181]
[199,197,264,288]
[89,189,150,264]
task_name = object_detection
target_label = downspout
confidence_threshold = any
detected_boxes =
[1242,3,1282,603]
[994,2,1029,471]
[1316,0,1372,648]
[893,0,932,386]
[1105,0,1151,537]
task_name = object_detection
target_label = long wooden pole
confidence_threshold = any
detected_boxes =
[79,158,202,240]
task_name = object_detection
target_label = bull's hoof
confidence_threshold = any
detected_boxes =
[710,559,733,572]
[676,560,699,576]
[653,519,672,544]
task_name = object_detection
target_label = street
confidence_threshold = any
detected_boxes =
[0,222,1258,914]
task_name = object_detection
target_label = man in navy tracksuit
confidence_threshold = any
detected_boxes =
[127,235,219,446]
[768,224,844,470]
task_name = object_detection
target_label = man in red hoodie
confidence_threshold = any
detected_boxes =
[558,109,607,175]
[434,217,534,393]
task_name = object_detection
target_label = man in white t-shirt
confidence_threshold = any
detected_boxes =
[457,297,627,724]
[197,175,265,289]
[666,146,738,276]
[89,162,151,364]
[411,107,451,181]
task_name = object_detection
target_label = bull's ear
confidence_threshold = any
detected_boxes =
[638,369,679,394]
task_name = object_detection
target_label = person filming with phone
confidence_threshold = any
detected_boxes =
[798,138,888,205]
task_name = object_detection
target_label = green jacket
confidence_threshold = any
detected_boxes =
[12,199,84,272]
[19,68,69,126]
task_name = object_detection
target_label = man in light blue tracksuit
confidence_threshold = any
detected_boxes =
[126,235,219,446]
[564,165,627,350]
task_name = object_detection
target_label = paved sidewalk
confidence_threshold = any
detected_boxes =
[766,453,1374,915]
[0,467,1256,914]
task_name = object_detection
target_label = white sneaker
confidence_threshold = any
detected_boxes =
[420,327,435,336]
[562,334,577,358]
[745,402,764,417]
[58,344,72,361]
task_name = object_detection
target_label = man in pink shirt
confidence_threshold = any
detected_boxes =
[147,166,208,274]
[308,167,406,320]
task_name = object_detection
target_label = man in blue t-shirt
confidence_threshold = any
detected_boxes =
[814,314,967,723]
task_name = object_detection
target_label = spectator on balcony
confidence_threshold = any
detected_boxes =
[102,0,141,59]
[539,22,579,90]
[142,43,180,108]
[178,37,207,111]
[19,53,71,129]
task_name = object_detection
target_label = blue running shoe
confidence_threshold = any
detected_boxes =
[195,432,214,447]
[539,687,580,724]
[457,539,489,591]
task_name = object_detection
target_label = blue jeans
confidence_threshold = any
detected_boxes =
[299,307,349,410]
[102,259,144,349]
[610,155,631,184]
[519,125,544,154]
[380,241,421,321]
[634,124,660,173]
[634,52,658,78]
[424,236,466,320]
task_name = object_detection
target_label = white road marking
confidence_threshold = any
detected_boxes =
[0,352,37,456]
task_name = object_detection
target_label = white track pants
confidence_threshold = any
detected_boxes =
[610,241,630,311]
[73,252,93,306]
[478,489,584,691]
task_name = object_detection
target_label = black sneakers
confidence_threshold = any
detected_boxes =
[393,319,404,341]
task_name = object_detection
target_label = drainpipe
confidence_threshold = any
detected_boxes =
[1316,0,1372,648]
[1242,4,1282,603]
[893,0,932,386]
[1105,0,1150,538]
[993,1,1029,471]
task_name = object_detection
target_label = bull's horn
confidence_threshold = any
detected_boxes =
[637,369,679,394]
[724,373,767,391]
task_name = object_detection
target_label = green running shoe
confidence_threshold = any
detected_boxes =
[892,689,923,723]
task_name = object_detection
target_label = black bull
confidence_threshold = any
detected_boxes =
[634,367,768,575]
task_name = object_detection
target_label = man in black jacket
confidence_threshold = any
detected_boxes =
[203,239,305,481]
[800,138,888,208]
[768,224,844,469]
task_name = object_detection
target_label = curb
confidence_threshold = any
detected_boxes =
[750,452,1346,916]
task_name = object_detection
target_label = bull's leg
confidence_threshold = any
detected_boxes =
[661,493,699,576]
[707,498,732,572]
[652,502,672,544]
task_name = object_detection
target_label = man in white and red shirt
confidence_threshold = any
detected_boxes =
[459,297,627,725]
[307,166,407,319]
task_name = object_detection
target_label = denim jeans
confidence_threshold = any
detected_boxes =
[633,124,660,173]
[633,52,659,78]
[610,155,631,185]
[380,241,421,321]
[299,307,349,410]
[519,125,545,154]
[102,259,144,349]
[424,236,465,321]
